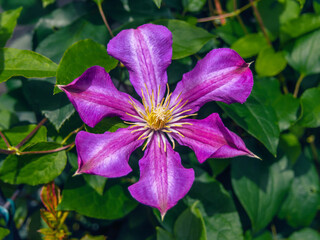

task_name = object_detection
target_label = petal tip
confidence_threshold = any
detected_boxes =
[160,211,167,221]
[72,170,82,177]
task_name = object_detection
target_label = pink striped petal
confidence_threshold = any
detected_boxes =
[59,66,143,128]
[171,113,256,163]
[107,24,172,106]
[75,128,144,178]
[170,48,253,114]
[128,133,194,218]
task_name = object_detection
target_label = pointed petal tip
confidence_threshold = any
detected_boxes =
[72,170,82,177]
[248,151,261,160]
[56,84,64,90]
[160,211,167,221]
[247,61,254,68]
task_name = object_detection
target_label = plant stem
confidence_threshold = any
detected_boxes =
[271,224,278,240]
[61,125,84,145]
[278,73,289,94]
[208,0,218,27]
[19,143,74,155]
[0,130,11,148]
[293,74,305,98]
[249,0,272,46]
[97,2,114,38]
[0,148,15,154]
[214,0,226,25]
[16,118,47,149]
[198,0,261,22]
[233,0,248,34]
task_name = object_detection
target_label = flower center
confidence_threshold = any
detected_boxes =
[125,84,197,151]
[145,106,171,130]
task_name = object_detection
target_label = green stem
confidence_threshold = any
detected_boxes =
[61,125,84,145]
[16,118,47,149]
[0,130,11,148]
[293,74,305,98]
[249,0,272,46]
[97,2,114,38]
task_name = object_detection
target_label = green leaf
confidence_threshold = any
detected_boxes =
[218,88,280,156]
[314,0,320,14]
[42,0,55,8]
[85,117,127,134]
[298,87,320,128]
[278,156,320,227]
[154,20,214,59]
[255,47,287,77]
[174,202,207,240]
[231,34,269,58]
[0,124,47,150]
[0,227,10,239]
[253,231,273,240]
[188,179,244,240]
[153,0,162,8]
[288,228,320,240]
[279,133,301,164]
[23,79,75,130]
[0,142,67,185]
[279,0,300,25]
[281,13,320,42]
[58,175,138,219]
[207,158,230,177]
[36,18,109,63]
[296,0,306,8]
[254,77,299,131]
[285,29,320,76]
[257,0,285,39]
[0,7,22,47]
[1,0,45,25]
[182,0,206,12]
[34,2,90,43]
[55,39,118,93]
[0,48,58,83]
[232,157,294,232]
[0,109,19,130]
[214,19,246,45]
[83,174,107,196]
[157,227,175,240]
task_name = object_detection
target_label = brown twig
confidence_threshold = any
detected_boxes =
[0,149,15,154]
[97,2,114,38]
[0,130,11,148]
[15,118,47,149]
[198,0,260,22]
[214,0,226,25]
[19,143,75,155]
[208,0,218,27]
[249,0,272,46]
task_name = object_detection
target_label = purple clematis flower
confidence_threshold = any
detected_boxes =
[59,23,257,218]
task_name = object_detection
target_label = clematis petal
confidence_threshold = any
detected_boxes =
[75,128,144,178]
[171,113,256,163]
[129,133,194,218]
[107,24,172,106]
[59,66,144,127]
[170,48,253,113]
